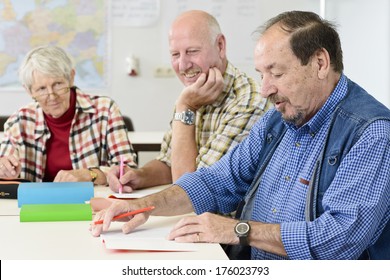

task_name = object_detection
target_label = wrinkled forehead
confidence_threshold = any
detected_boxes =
[254,27,296,71]
[256,27,291,56]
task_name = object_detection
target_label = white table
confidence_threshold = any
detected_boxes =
[0,185,228,260]
[0,215,228,260]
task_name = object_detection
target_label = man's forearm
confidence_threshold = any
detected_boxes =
[146,184,194,216]
[138,159,173,188]
[171,117,198,181]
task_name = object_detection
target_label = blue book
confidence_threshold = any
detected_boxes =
[17,182,94,207]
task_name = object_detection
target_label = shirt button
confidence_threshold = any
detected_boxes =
[272,208,277,214]
[285,175,291,181]
[295,142,301,147]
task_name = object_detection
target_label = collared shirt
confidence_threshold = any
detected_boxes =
[0,88,137,182]
[156,61,272,168]
[176,74,390,259]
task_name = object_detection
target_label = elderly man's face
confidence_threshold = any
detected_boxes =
[255,25,326,127]
[169,19,225,87]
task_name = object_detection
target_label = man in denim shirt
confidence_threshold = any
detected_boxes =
[91,11,390,260]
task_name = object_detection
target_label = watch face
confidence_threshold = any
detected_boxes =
[184,110,195,125]
[236,222,250,235]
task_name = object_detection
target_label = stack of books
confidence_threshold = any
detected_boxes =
[17,182,94,222]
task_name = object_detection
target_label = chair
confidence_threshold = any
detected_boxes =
[0,116,10,131]
[122,115,134,132]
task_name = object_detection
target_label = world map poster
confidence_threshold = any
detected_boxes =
[0,0,109,89]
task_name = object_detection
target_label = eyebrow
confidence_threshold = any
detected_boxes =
[265,63,277,70]
[255,62,277,73]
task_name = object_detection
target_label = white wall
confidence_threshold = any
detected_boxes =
[1,0,389,131]
[326,0,390,108]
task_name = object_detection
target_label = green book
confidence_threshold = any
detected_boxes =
[20,203,92,222]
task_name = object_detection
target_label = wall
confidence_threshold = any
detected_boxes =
[0,0,389,132]
[326,0,390,108]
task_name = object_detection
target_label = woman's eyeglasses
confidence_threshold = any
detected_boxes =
[32,87,70,102]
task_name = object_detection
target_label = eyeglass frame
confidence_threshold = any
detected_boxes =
[31,86,71,102]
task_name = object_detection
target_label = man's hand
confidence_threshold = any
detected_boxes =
[167,212,238,244]
[107,165,142,193]
[89,199,151,237]
[177,67,224,111]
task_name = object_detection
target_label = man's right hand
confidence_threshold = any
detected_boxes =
[177,67,224,111]
[89,199,151,237]
[107,165,142,193]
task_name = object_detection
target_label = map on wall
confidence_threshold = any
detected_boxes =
[0,0,109,90]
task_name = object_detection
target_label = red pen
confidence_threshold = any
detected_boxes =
[93,206,155,225]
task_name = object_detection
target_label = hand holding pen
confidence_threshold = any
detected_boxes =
[90,199,155,236]
[94,205,155,225]
[106,159,141,193]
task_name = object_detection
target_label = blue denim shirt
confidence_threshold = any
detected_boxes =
[177,74,390,259]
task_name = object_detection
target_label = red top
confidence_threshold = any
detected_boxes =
[43,90,76,181]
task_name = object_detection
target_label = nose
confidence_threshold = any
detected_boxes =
[47,91,57,100]
[177,55,192,73]
[260,75,276,98]
[46,85,63,100]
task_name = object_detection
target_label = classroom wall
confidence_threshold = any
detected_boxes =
[0,0,389,132]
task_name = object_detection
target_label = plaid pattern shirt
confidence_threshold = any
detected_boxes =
[0,88,136,182]
[156,61,272,168]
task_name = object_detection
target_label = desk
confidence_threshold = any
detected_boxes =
[128,131,164,152]
[0,185,228,260]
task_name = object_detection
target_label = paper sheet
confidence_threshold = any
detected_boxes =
[100,215,198,252]
[107,184,170,199]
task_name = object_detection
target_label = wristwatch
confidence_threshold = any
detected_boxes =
[88,167,98,183]
[234,220,251,246]
[173,109,195,125]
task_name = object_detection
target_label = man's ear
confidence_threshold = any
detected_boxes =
[315,48,331,79]
[217,34,227,59]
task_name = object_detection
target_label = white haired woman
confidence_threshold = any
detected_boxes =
[0,45,136,185]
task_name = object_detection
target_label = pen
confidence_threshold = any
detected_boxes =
[93,205,155,225]
[119,155,124,194]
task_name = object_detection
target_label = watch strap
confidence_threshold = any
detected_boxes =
[173,109,195,125]
[239,236,249,246]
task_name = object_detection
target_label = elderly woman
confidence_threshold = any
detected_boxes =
[0,45,136,185]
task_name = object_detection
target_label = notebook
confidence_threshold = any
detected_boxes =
[20,203,92,222]
[17,181,94,207]
[0,178,30,199]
